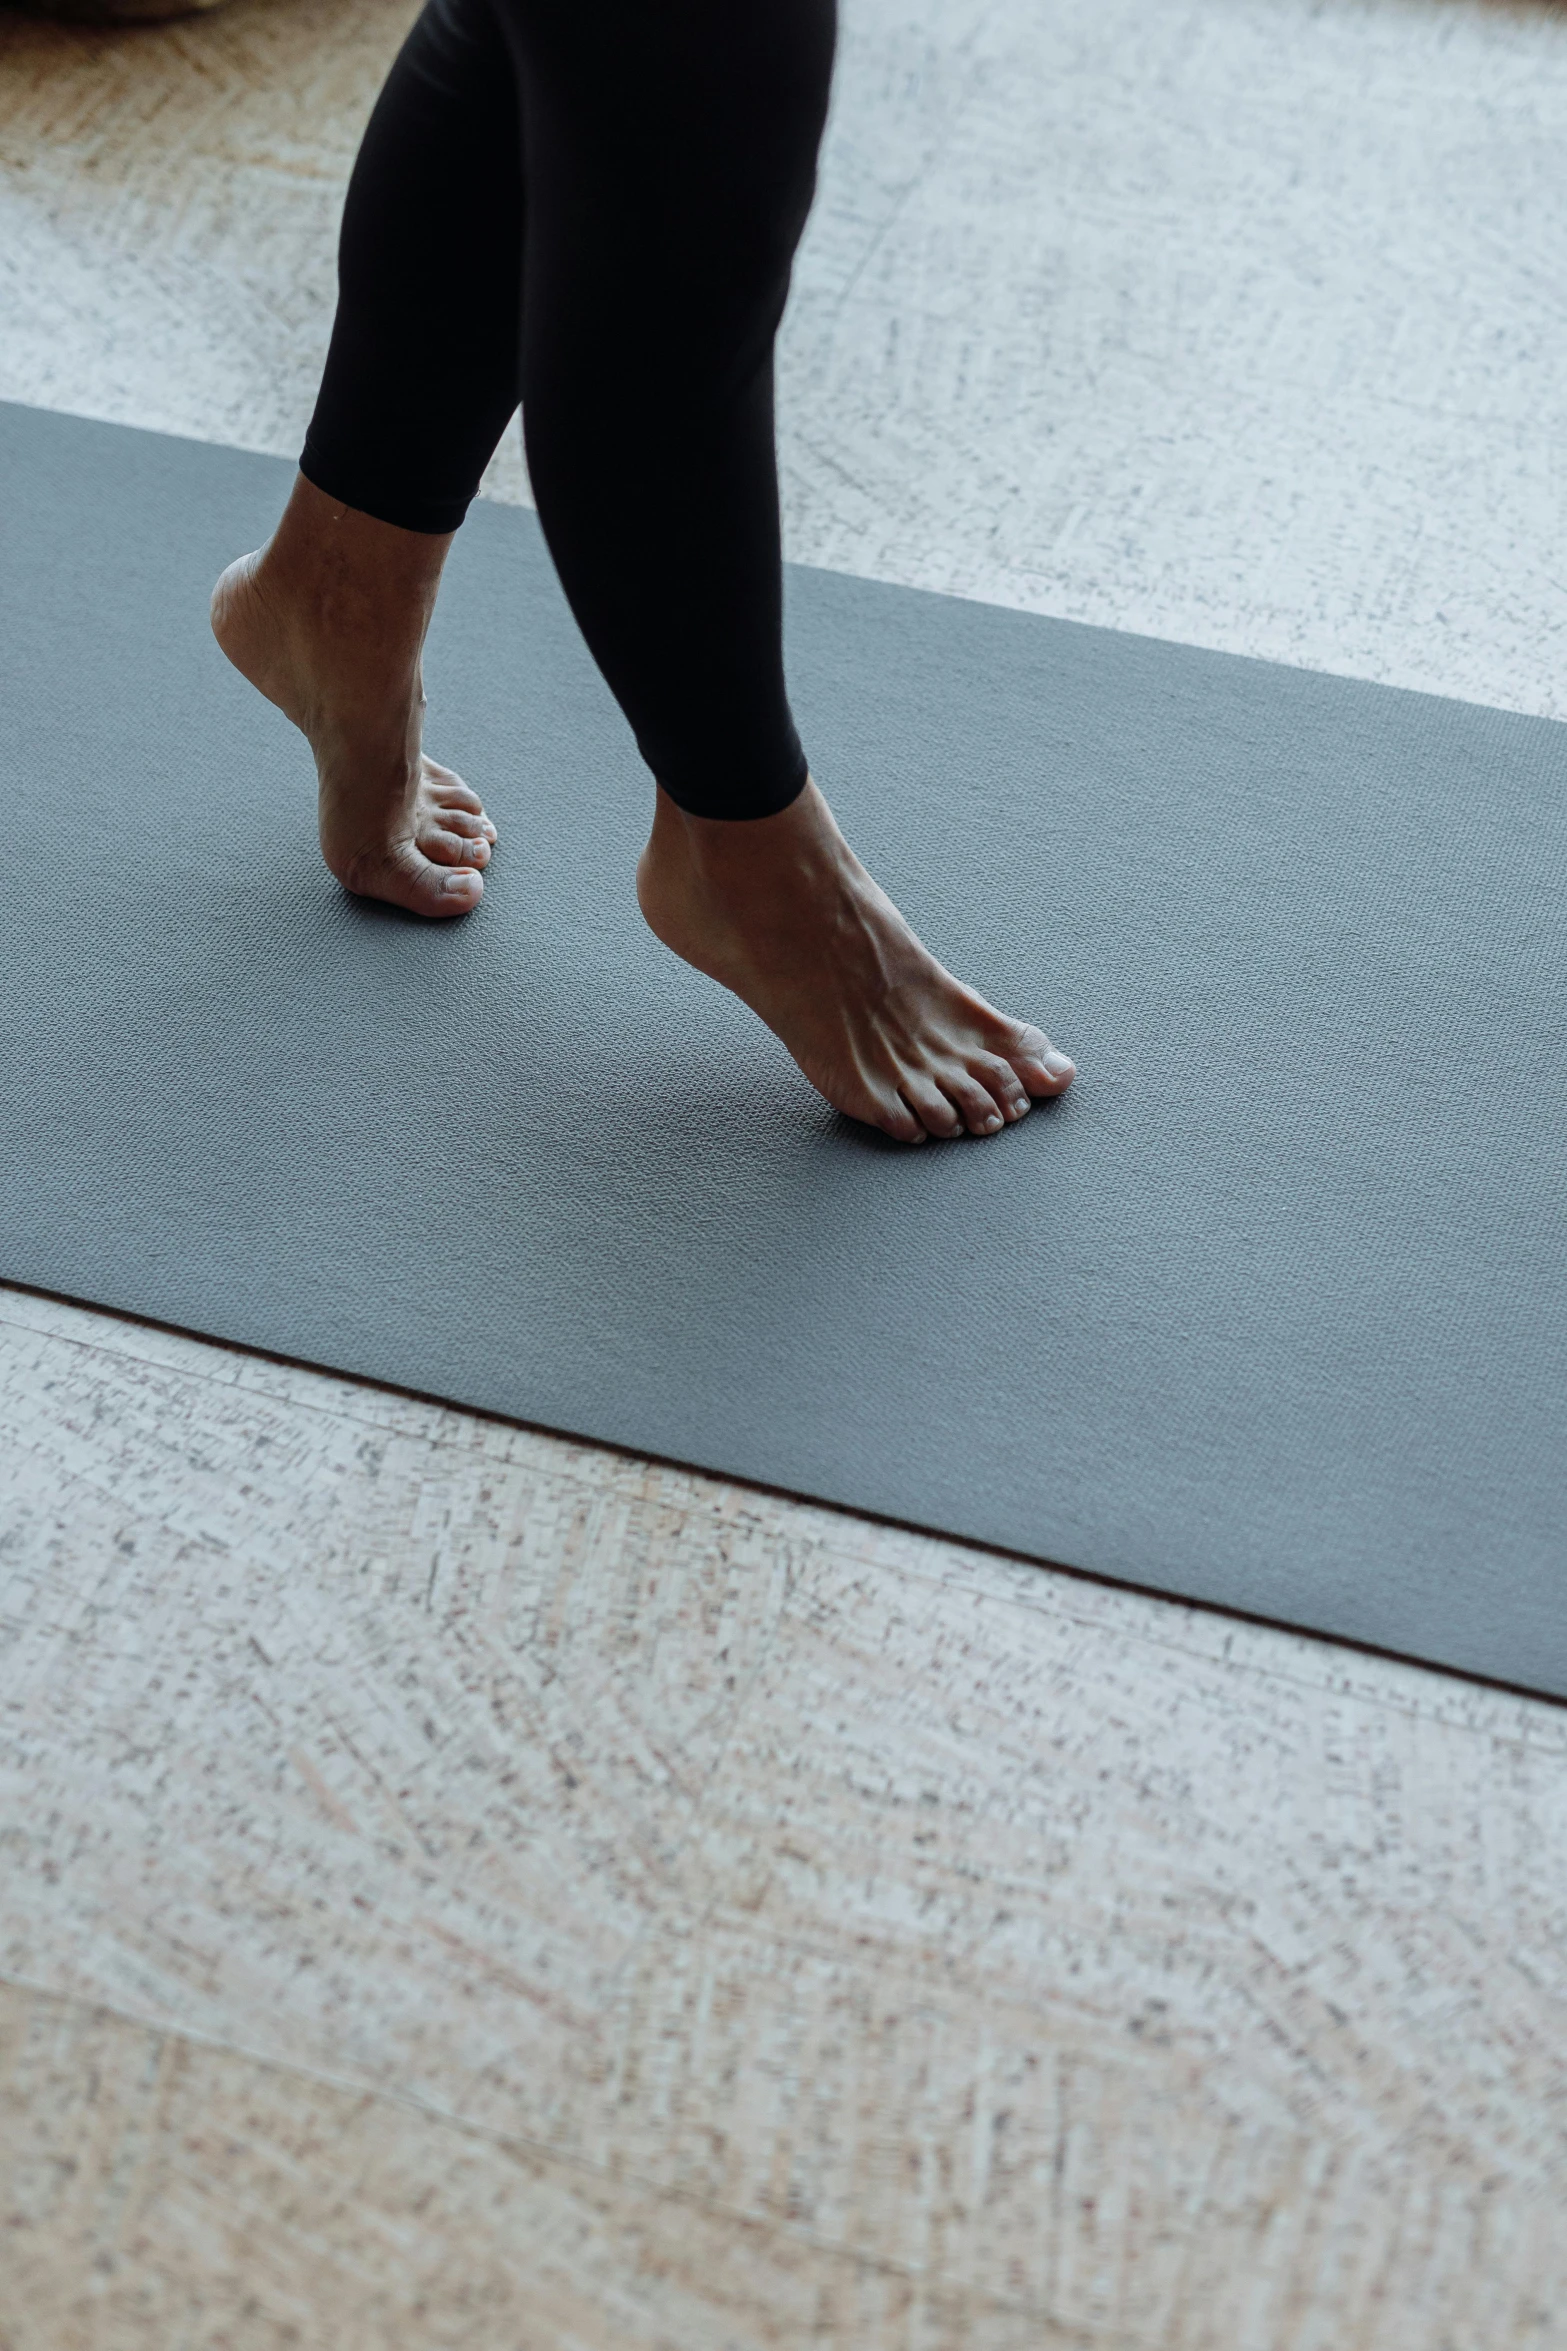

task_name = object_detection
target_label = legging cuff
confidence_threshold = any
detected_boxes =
[655,742,809,822]
[298,439,475,537]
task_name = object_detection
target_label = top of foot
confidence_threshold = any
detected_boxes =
[637,776,1075,1144]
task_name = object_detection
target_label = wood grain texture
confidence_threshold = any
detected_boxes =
[4,0,1567,2340]
[8,0,1567,707]
[0,0,522,498]
[1,1287,1565,2347]
[4,1983,1077,2351]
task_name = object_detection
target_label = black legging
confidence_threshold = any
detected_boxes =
[300,0,836,820]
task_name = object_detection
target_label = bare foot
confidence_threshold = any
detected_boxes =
[210,476,496,918]
[637,778,1075,1142]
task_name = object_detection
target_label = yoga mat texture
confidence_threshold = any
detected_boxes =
[4,403,1565,1693]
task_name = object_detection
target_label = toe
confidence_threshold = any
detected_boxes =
[425,863,484,911]
[1007,1023,1076,1097]
[434,781,481,807]
[425,802,488,839]
[425,767,498,839]
[899,1076,965,1140]
[341,842,484,918]
[875,1091,927,1145]
[968,1052,1032,1123]
[840,1074,926,1143]
[940,1066,1009,1138]
[420,819,492,869]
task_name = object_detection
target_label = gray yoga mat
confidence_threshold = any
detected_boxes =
[4,400,1565,1694]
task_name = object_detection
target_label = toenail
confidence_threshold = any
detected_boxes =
[1044,1050,1075,1076]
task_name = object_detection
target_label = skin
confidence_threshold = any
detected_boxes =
[211,476,1075,1142]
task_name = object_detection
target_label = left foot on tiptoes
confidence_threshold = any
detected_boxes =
[636,776,1075,1142]
[210,475,497,919]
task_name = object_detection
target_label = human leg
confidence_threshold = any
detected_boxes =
[212,0,518,916]
[507,0,1074,1132]
[498,0,830,817]
[213,0,1075,1122]
[300,0,526,534]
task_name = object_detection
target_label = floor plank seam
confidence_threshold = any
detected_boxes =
[0,1966,1121,2333]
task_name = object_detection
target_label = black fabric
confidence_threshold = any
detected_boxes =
[8,404,1567,1698]
[301,0,832,819]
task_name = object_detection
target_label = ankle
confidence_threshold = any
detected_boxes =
[653,777,837,891]
[262,475,452,648]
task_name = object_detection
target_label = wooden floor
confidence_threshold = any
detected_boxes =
[3,2,1567,2344]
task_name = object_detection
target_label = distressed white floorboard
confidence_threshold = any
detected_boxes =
[4,0,1567,704]
[783,0,1567,717]
[2,0,1566,2344]
[3,1285,1566,2348]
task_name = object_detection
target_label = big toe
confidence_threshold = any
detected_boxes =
[340,840,484,919]
[1008,1024,1076,1096]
